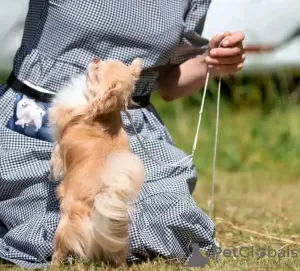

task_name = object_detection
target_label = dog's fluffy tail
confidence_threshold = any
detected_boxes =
[91,152,145,262]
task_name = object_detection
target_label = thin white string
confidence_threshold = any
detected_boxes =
[125,72,221,217]
[124,70,212,168]
[191,71,211,157]
[124,69,219,169]
[125,72,220,218]
[209,75,221,217]
[125,109,194,167]
[126,37,229,217]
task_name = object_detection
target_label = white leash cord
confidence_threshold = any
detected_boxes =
[125,72,221,216]
[209,75,221,217]
[125,37,229,217]
[125,73,221,217]
[124,70,212,168]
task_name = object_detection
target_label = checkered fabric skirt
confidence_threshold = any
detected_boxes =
[0,0,216,268]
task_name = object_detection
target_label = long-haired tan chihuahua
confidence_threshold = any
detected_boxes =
[48,57,145,266]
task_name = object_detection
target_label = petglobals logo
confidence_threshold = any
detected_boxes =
[188,244,300,268]
[214,246,300,259]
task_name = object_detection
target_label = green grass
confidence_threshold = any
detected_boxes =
[0,73,8,85]
[1,79,300,270]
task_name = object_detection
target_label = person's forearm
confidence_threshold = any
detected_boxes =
[157,51,214,101]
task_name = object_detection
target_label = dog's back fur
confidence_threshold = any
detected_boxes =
[49,58,145,266]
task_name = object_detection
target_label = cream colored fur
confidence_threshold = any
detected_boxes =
[48,58,145,267]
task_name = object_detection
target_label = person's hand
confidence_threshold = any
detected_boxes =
[205,31,246,76]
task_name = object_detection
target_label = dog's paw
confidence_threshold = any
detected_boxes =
[51,252,64,267]
[49,153,64,182]
[48,172,55,182]
[48,171,60,182]
[86,57,102,98]
[49,163,64,182]
[87,58,100,83]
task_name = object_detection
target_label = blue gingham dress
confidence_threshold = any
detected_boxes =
[0,0,216,268]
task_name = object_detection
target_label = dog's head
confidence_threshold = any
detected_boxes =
[87,58,143,114]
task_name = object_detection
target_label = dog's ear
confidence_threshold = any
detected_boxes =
[130,58,143,79]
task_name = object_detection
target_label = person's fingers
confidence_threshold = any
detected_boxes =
[210,46,245,58]
[223,31,232,37]
[209,33,225,49]
[207,31,246,76]
[221,31,245,47]
[205,54,246,65]
[208,63,244,75]
[209,31,233,49]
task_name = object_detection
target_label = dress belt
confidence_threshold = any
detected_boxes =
[6,73,151,108]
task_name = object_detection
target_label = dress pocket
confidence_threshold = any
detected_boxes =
[0,86,53,151]
[6,93,53,144]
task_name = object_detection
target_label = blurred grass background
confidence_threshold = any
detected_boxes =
[1,69,300,270]
[154,69,300,174]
